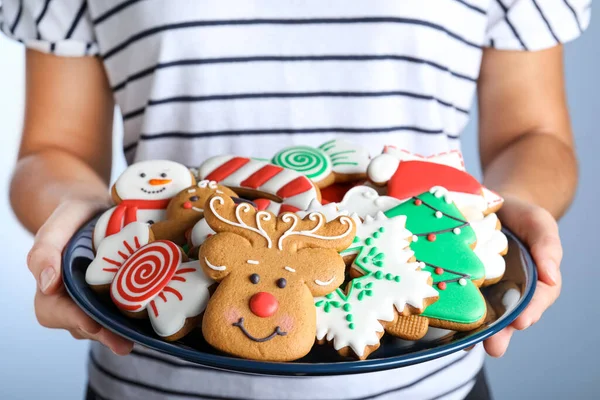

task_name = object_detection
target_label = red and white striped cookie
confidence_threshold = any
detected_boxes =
[198,155,320,213]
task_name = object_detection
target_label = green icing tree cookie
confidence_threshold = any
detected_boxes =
[384,187,487,327]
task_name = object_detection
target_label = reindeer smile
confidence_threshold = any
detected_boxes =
[232,318,287,342]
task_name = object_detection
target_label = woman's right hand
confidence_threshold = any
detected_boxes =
[27,198,133,355]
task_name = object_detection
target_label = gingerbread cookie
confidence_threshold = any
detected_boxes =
[150,180,237,245]
[93,160,196,250]
[198,194,356,361]
[316,212,438,359]
[367,148,503,215]
[198,155,320,213]
[109,240,213,341]
[385,187,488,330]
[271,139,370,188]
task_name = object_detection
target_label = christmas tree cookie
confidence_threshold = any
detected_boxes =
[384,187,488,330]
[315,213,438,359]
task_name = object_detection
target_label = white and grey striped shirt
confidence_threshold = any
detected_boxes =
[1,1,590,399]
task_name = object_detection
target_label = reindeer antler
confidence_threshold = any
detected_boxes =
[207,195,274,248]
[277,213,354,251]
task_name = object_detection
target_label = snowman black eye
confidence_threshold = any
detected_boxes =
[140,173,146,178]
[160,173,167,178]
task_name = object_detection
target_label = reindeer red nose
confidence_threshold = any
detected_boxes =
[249,292,278,318]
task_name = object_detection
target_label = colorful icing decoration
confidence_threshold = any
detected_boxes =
[315,212,438,358]
[384,187,487,326]
[295,199,351,222]
[336,186,401,218]
[198,155,319,211]
[272,140,370,188]
[368,148,503,213]
[106,239,213,339]
[93,160,195,250]
[85,222,151,286]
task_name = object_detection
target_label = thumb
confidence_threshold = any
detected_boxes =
[28,199,107,294]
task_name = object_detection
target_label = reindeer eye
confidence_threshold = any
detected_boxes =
[189,196,199,202]
[249,274,260,284]
[276,278,287,289]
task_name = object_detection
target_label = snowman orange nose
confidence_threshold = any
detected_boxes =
[149,178,172,186]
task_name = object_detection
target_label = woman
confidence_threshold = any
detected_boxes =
[2,0,588,399]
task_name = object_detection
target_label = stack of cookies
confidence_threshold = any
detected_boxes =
[85,141,508,361]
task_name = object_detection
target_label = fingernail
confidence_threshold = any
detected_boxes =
[39,267,56,293]
[543,260,558,285]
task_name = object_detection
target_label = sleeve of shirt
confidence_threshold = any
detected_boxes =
[0,0,98,56]
[484,0,592,51]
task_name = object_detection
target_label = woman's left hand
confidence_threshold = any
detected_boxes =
[483,194,563,357]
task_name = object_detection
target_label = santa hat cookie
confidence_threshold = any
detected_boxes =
[367,148,503,215]
[93,160,196,250]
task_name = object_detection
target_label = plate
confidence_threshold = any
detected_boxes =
[63,215,536,376]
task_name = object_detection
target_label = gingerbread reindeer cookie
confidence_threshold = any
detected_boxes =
[198,194,356,361]
[150,180,237,245]
[93,160,196,250]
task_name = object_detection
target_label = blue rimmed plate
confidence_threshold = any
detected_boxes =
[63,216,536,376]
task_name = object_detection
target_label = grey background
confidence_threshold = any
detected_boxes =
[0,19,598,400]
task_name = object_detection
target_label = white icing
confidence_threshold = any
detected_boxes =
[110,241,182,311]
[295,199,349,222]
[198,156,319,210]
[502,288,521,313]
[458,278,467,286]
[190,218,216,247]
[284,266,296,273]
[315,262,437,357]
[191,206,203,213]
[320,139,371,175]
[204,257,226,271]
[247,260,259,265]
[93,207,167,249]
[314,277,336,286]
[197,180,218,189]
[435,211,443,218]
[277,213,354,251]
[209,196,273,248]
[114,160,194,201]
[470,213,508,280]
[148,261,214,338]
[86,222,151,286]
[187,188,197,193]
[336,186,401,218]
[367,153,399,183]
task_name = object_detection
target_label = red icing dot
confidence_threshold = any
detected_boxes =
[437,282,447,290]
[249,292,279,318]
[182,201,193,209]
[427,234,436,242]
[414,199,423,206]
[435,267,444,275]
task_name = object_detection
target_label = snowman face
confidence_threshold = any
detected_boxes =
[114,160,194,201]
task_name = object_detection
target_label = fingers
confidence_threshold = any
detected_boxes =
[28,200,106,295]
[37,291,133,355]
[511,281,560,330]
[520,207,563,287]
[483,326,515,357]
[34,289,101,334]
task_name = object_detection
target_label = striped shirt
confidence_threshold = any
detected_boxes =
[1,1,590,399]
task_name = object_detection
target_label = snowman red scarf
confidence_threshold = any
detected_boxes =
[106,199,171,236]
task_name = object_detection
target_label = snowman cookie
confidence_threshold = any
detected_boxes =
[93,160,196,250]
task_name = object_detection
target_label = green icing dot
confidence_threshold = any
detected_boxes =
[374,261,384,267]
[354,281,363,289]
[368,247,377,256]
[330,301,340,308]
[373,231,381,238]
[325,293,333,299]
[349,323,355,330]
[361,257,368,264]
[375,271,383,279]
[352,236,360,243]
[315,300,324,307]
[386,273,393,280]
[346,314,353,322]
[373,253,385,261]
[394,276,401,282]
[365,290,373,296]
[365,237,373,246]
[324,303,331,313]
[343,303,351,312]
[379,227,385,233]
[365,282,373,289]
[358,291,365,301]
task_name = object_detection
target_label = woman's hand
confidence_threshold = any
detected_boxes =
[483,195,563,357]
[27,198,133,355]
